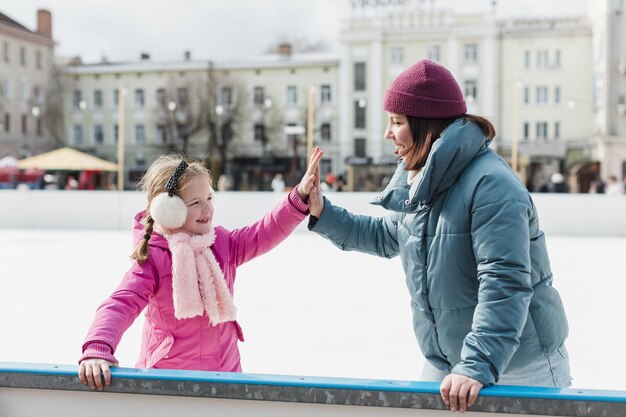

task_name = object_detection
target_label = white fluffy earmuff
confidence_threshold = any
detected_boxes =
[149,160,189,229]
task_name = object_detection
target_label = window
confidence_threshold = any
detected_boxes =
[221,123,232,143]
[2,42,8,63]
[555,86,561,104]
[135,124,146,144]
[536,122,548,140]
[113,89,119,107]
[354,138,366,158]
[253,86,265,105]
[20,80,30,99]
[427,45,440,62]
[464,80,477,102]
[221,86,232,106]
[536,50,548,69]
[177,87,188,108]
[3,79,12,98]
[536,86,548,104]
[94,125,104,144]
[36,50,42,70]
[320,84,331,103]
[113,124,119,143]
[391,47,403,65]
[21,113,27,135]
[134,89,145,107]
[4,113,10,132]
[524,50,530,68]
[36,118,42,136]
[19,46,26,66]
[524,86,530,104]
[286,85,297,105]
[554,122,560,139]
[464,44,478,64]
[33,86,41,102]
[321,123,331,141]
[156,125,167,143]
[253,123,265,141]
[73,125,84,145]
[93,90,103,108]
[555,50,561,68]
[354,63,366,91]
[354,100,366,128]
[72,90,83,109]
[156,88,166,107]
[176,124,187,142]
[523,122,529,140]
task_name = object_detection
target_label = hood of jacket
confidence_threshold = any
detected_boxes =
[372,118,491,211]
[133,210,170,251]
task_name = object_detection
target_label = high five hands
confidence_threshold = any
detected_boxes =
[297,146,323,201]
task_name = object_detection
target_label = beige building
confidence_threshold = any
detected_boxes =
[0,9,56,158]
[589,0,626,187]
[339,4,499,189]
[21,1,624,192]
[62,46,339,189]
[498,17,594,192]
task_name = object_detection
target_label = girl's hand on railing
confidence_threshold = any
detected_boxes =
[78,358,118,390]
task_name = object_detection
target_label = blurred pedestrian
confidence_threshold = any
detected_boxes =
[271,173,286,192]
[606,175,624,196]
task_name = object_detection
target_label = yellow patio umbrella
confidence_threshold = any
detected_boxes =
[17,147,118,171]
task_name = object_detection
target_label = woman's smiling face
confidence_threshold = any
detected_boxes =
[384,112,413,158]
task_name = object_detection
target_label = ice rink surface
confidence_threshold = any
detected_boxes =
[1,229,625,391]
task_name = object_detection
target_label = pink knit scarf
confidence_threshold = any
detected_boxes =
[157,226,237,325]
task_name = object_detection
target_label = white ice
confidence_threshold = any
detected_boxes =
[1,229,625,391]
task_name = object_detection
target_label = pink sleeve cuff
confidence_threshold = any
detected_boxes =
[79,341,118,364]
[288,185,310,214]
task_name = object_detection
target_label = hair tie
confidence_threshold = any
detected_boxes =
[144,233,151,240]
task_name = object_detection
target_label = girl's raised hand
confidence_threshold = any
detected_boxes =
[297,146,323,200]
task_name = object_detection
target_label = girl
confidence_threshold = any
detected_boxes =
[78,148,322,390]
[308,60,570,413]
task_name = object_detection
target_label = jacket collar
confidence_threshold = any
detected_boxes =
[371,118,491,211]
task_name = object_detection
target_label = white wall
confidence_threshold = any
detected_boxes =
[0,190,624,236]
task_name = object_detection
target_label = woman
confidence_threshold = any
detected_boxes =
[308,60,570,413]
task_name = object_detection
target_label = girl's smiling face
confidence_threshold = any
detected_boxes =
[179,176,214,235]
[384,112,414,158]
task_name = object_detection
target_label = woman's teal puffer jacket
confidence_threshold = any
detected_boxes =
[310,118,568,386]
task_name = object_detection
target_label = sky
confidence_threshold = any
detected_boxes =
[2,0,587,64]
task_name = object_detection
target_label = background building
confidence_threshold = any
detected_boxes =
[589,0,626,186]
[62,46,339,190]
[2,1,625,192]
[0,9,56,158]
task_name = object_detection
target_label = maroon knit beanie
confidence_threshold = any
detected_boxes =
[383,59,467,119]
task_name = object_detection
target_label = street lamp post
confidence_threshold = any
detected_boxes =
[511,80,523,175]
[117,86,127,191]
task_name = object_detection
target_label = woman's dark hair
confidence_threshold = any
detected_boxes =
[403,114,496,172]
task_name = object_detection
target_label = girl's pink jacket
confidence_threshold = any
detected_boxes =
[81,189,308,372]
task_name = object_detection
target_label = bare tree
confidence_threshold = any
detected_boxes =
[41,64,66,148]
[214,82,247,177]
[154,75,207,155]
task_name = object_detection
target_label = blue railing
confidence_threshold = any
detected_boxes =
[1,362,626,416]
